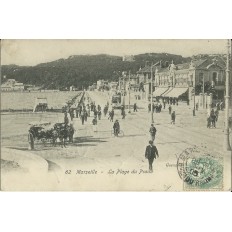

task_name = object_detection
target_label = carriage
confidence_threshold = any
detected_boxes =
[28,121,75,147]
[111,92,122,109]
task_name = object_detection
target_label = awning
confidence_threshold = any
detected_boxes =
[162,88,173,97]
[164,87,188,98]
[153,87,169,97]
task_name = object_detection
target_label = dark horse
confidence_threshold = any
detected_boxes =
[54,123,75,148]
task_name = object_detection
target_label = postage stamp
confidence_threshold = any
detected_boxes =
[177,146,223,190]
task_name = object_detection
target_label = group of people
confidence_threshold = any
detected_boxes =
[148,103,162,113]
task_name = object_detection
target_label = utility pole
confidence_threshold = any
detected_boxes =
[202,75,205,109]
[128,70,131,113]
[230,39,232,149]
[224,39,231,151]
[151,63,154,123]
[193,73,196,116]
[122,73,125,108]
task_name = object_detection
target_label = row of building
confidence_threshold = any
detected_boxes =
[1,79,25,91]
[90,56,226,107]
[137,56,226,106]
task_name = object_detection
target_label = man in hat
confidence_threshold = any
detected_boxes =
[145,140,159,172]
[149,124,157,141]
[113,119,120,136]
[171,111,176,124]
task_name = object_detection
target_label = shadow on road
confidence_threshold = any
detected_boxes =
[123,134,146,138]
[74,136,107,144]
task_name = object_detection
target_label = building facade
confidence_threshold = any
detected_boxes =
[1,79,25,91]
[137,57,226,107]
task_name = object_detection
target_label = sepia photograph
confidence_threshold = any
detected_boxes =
[1,39,232,191]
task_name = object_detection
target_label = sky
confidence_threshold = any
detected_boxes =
[1,39,227,66]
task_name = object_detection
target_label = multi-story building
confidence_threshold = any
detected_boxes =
[137,56,226,107]
[1,79,25,91]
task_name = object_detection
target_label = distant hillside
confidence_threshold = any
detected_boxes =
[1,53,191,90]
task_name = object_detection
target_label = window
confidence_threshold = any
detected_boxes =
[213,72,218,84]
[199,73,203,82]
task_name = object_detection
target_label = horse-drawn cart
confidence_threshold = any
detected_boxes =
[28,121,75,149]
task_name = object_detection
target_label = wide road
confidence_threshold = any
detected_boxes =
[36,91,225,190]
[1,90,226,191]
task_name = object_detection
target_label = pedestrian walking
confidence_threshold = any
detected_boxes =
[215,109,219,122]
[64,112,69,126]
[145,140,159,172]
[103,105,108,116]
[196,103,199,111]
[92,116,98,132]
[134,103,137,112]
[163,99,166,109]
[98,110,102,120]
[171,111,176,124]
[80,110,85,125]
[113,120,120,136]
[28,129,34,150]
[122,109,126,119]
[149,124,157,141]
[207,116,211,128]
[111,109,114,122]
[75,108,79,118]
[168,105,172,114]
[210,109,216,128]
[84,110,88,122]
[69,123,75,143]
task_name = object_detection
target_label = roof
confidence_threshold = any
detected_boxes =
[137,61,160,74]
[176,63,190,70]
[137,56,226,74]
[192,59,208,67]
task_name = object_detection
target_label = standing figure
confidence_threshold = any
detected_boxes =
[92,116,98,132]
[133,103,137,112]
[98,110,102,120]
[171,111,176,124]
[103,105,108,116]
[113,120,120,136]
[84,110,88,122]
[215,109,219,122]
[149,124,157,141]
[68,123,75,143]
[64,112,69,126]
[168,105,172,114]
[122,108,126,119]
[207,116,211,128]
[111,109,114,122]
[80,110,85,125]
[145,140,159,172]
[210,109,216,128]
[28,129,35,150]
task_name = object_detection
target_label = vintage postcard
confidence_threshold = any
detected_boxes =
[1,39,231,191]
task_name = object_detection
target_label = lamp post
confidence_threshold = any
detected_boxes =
[193,72,196,116]
[128,70,131,113]
[122,72,126,108]
[202,75,205,109]
[224,39,231,151]
[151,63,154,123]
